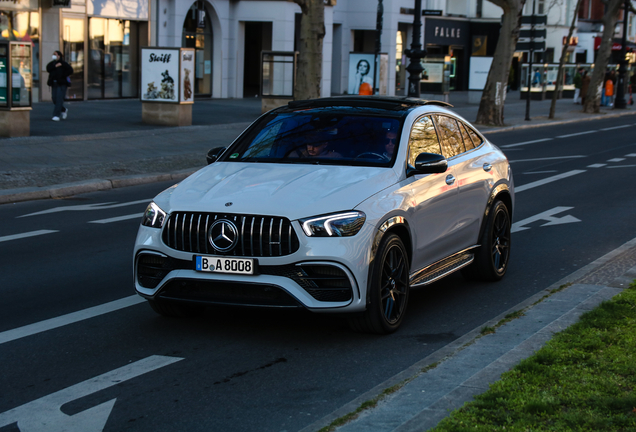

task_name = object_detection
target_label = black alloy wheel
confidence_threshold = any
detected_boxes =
[349,233,410,334]
[463,199,511,281]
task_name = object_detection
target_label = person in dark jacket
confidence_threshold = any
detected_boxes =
[46,50,73,121]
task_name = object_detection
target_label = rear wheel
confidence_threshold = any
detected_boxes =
[349,233,410,334]
[463,200,511,281]
[147,299,204,318]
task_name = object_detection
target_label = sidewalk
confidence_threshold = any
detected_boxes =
[1,91,634,204]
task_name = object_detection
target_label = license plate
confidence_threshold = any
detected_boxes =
[195,256,255,275]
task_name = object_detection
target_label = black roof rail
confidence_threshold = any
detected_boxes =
[287,96,453,110]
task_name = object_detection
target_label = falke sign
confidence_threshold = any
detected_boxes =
[425,18,470,46]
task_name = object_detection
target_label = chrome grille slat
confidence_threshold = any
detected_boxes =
[162,212,298,257]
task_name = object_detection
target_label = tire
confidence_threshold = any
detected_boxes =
[147,299,204,318]
[349,233,410,334]
[462,200,511,281]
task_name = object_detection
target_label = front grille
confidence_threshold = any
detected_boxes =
[162,212,300,257]
[158,279,301,307]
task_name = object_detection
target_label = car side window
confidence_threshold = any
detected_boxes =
[433,115,466,158]
[464,124,484,148]
[459,122,475,151]
[408,115,442,167]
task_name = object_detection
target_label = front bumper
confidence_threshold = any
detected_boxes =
[133,223,373,312]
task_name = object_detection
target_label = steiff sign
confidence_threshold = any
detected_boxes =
[141,47,195,126]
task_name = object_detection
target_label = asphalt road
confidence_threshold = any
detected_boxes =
[1,116,635,432]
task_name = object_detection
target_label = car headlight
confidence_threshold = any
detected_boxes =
[300,211,366,237]
[141,202,167,228]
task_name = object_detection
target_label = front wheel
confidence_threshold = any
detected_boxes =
[349,233,410,334]
[463,200,511,281]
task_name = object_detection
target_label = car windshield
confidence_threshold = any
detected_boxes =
[222,108,403,166]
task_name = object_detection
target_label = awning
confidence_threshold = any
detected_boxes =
[594,37,636,52]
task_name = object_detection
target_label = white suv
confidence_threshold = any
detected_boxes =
[134,96,514,334]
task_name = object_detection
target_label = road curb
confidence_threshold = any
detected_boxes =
[480,109,636,134]
[0,168,198,205]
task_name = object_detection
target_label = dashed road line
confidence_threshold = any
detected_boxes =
[588,163,607,168]
[0,230,59,243]
[607,164,636,169]
[0,295,145,345]
[600,125,632,131]
[500,138,553,148]
[89,213,144,224]
[556,130,598,138]
[510,155,586,163]
[607,158,626,162]
[515,169,586,193]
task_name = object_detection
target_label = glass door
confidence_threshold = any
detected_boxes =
[62,17,84,100]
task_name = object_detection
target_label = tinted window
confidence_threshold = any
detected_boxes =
[459,122,475,151]
[465,124,484,147]
[223,110,402,166]
[408,115,442,167]
[434,115,465,158]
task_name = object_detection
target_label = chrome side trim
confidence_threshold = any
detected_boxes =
[409,245,479,287]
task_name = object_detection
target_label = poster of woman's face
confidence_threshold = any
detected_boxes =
[348,53,376,95]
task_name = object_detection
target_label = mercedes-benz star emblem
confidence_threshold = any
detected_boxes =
[209,220,239,252]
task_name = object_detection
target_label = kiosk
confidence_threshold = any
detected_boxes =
[0,42,32,137]
[140,47,195,126]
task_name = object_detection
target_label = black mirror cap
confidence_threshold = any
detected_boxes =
[206,147,226,165]
[408,153,448,176]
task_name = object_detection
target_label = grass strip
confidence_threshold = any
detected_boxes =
[431,281,636,432]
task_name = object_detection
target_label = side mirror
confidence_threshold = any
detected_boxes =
[206,147,226,165]
[407,152,448,177]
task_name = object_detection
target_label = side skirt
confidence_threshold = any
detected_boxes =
[409,246,479,288]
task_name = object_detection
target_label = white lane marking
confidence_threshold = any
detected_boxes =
[607,164,636,168]
[19,199,151,218]
[556,130,598,138]
[510,155,586,163]
[515,170,586,193]
[607,158,626,162]
[512,207,581,233]
[600,125,631,131]
[89,213,144,224]
[588,163,607,168]
[0,295,145,346]
[0,355,183,432]
[522,170,559,174]
[0,230,59,243]
[626,153,636,157]
[500,138,553,148]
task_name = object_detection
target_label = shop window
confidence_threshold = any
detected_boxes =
[0,11,39,85]
[183,3,213,96]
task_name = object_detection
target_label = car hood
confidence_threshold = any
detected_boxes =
[156,162,398,220]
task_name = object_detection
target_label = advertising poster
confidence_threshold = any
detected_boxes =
[469,57,493,90]
[141,48,179,103]
[420,62,444,83]
[180,48,195,103]
[348,53,375,95]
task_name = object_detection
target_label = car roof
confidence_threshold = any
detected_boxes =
[282,96,453,113]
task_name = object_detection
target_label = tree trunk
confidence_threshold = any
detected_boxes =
[475,0,525,126]
[293,0,325,100]
[549,0,584,119]
[583,0,622,113]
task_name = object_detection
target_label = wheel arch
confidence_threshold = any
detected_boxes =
[478,184,513,241]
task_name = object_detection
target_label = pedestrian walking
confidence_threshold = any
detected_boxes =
[573,68,582,104]
[580,70,590,105]
[46,50,73,122]
[605,74,614,107]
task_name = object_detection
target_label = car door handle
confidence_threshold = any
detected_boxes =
[445,174,456,185]
[483,163,492,172]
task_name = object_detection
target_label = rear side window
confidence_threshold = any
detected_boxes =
[433,115,465,158]
[459,122,475,151]
[408,115,442,167]
[464,123,484,148]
